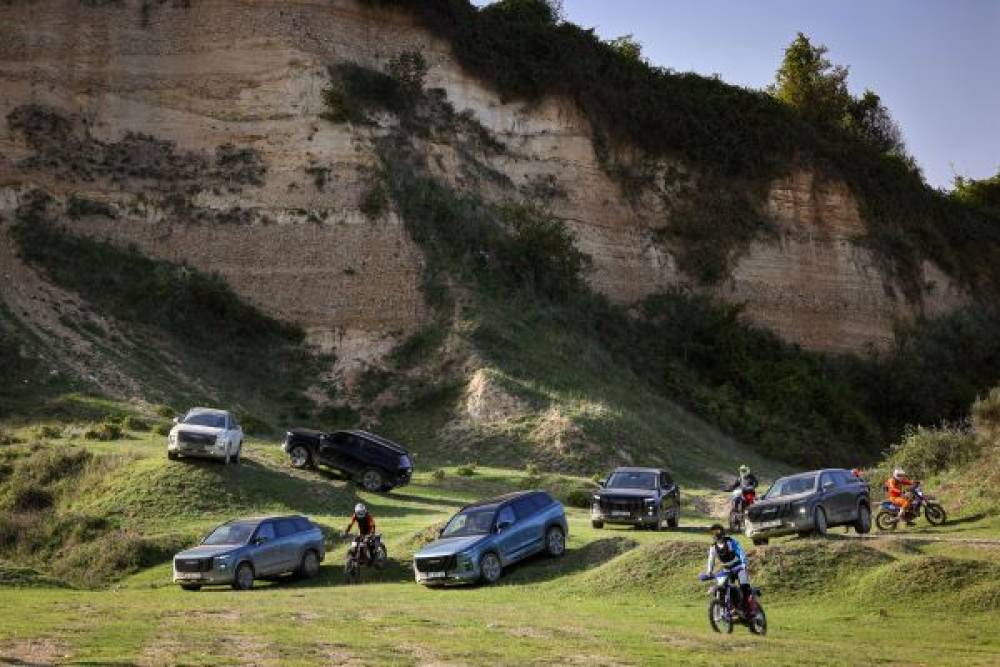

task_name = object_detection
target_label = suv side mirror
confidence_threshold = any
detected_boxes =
[253,536,268,546]
[496,520,513,533]
[598,479,606,488]
[823,481,835,491]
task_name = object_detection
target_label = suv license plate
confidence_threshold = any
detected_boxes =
[178,573,202,580]
[758,519,781,529]
[425,571,446,579]
[611,511,630,517]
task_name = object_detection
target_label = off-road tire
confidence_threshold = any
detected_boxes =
[479,552,502,585]
[545,526,566,557]
[360,469,384,493]
[289,445,312,469]
[752,537,769,546]
[298,550,320,579]
[232,562,254,591]
[373,543,388,570]
[667,513,679,529]
[344,556,360,584]
[875,510,898,531]
[855,504,872,534]
[708,600,733,634]
[167,451,178,461]
[924,503,947,526]
[591,520,604,529]
[749,606,767,636]
[812,506,828,537]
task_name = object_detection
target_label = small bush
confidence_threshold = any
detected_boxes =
[524,462,540,476]
[0,430,17,446]
[11,486,54,512]
[33,425,62,440]
[152,423,171,436]
[455,463,477,477]
[154,405,175,419]
[120,416,149,432]
[430,468,446,481]
[565,488,594,508]
[885,424,980,479]
[84,421,124,441]
[360,181,389,220]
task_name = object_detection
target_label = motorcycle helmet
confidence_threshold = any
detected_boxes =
[739,464,750,477]
[892,468,907,481]
[709,523,726,541]
[355,503,367,518]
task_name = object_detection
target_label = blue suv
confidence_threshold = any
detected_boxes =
[413,490,568,586]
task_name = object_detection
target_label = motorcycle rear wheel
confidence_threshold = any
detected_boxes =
[749,606,767,636]
[708,600,733,634]
[875,510,897,531]
[924,503,947,526]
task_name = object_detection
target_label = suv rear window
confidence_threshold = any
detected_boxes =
[293,517,312,532]
[276,519,298,538]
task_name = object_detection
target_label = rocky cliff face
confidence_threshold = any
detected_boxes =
[0,0,966,369]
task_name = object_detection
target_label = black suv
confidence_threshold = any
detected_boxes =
[591,467,681,530]
[745,468,871,545]
[282,429,413,492]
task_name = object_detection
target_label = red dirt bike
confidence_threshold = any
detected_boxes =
[344,533,388,583]
[727,487,756,533]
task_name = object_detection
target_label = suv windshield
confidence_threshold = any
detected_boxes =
[203,522,255,545]
[183,412,226,428]
[606,471,658,490]
[764,475,817,499]
[441,508,496,538]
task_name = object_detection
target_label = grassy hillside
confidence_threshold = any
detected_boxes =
[0,422,999,664]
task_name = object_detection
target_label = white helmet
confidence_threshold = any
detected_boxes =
[354,503,367,517]
[892,468,906,481]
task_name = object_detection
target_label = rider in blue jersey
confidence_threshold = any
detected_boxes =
[701,523,758,616]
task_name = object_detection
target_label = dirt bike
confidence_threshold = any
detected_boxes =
[344,533,388,583]
[726,487,756,533]
[875,484,947,531]
[701,568,767,636]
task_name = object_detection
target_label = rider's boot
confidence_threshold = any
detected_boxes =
[740,584,756,617]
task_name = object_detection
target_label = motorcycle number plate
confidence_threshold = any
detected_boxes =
[758,520,781,529]
[425,571,446,578]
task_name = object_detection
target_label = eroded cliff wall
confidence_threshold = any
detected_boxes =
[0,0,966,361]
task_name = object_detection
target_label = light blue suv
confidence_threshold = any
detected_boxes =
[413,490,568,586]
[173,515,325,591]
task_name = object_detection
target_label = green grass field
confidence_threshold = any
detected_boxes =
[1,426,998,666]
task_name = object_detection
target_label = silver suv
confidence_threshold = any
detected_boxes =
[173,515,325,590]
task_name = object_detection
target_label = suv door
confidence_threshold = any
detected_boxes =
[317,432,347,469]
[495,505,529,564]
[274,518,301,571]
[250,522,283,575]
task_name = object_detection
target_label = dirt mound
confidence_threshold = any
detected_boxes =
[857,555,999,600]
[578,540,705,594]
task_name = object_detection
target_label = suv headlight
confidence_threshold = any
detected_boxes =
[216,434,227,446]
[169,432,177,444]
[215,554,233,569]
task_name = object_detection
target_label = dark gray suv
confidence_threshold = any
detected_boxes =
[745,468,871,545]
[591,467,681,530]
[172,515,325,591]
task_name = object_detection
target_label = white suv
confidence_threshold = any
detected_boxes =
[167,408,243,464]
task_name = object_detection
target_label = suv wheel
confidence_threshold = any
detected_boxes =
[812,506,828,537]
[855,504,871,534]
[545,526,566,557]
[289,445,312,469]
[232,562,254,591]
[298,550,320,579]
[360,469,384,493]
[591,520,604,529]
[167,451,178,461]
[479,552,502,585]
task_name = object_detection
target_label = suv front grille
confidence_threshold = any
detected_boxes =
[748,502,792,522]
[179,431,216,447]
[598,497,645,515]
[174,557,213,573]
[414,556,456,573]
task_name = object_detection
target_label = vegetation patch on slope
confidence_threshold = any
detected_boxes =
[10,189,322,426]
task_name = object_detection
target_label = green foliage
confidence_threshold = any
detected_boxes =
[385,51,428,98]
[120,416,149,432]
[360,179,389,220]
[153,405,175,419]
[84,421,124,441]
[843,89,907,156]
[238,413,273,436]
[430,468,446,481]
[952,169,1000,218]
[769,32,850,128]
[564,487,593,508]
[33,425,63,440]
[151,423,171,436]
[321,51,427,125]
[883,424,980,480]
[604,34,643,64]
[455,463,477,476]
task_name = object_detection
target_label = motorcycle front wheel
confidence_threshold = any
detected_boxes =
[373,544,388,570]
[708,600,733,634]
[924,503,947,526]
[875,510,897,531]
[344,557,360,584]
